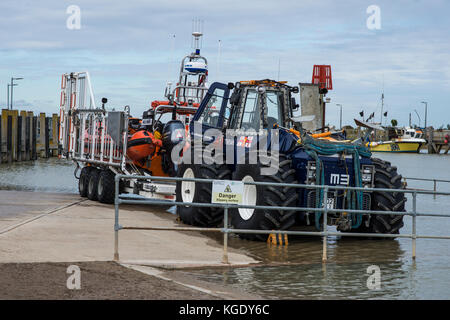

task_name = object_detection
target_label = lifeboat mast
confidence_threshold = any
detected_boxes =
[164,20,208,107]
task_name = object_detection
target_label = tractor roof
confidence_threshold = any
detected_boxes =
[239,79,288,87]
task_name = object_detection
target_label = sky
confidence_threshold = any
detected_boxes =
[0,0,449,128]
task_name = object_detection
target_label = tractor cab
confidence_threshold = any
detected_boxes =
[191,80,299,135]
[227,80,298,131]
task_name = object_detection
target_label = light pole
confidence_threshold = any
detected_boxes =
[336,104,342,129]
[421,101,428,129]
[7,83,17,109]
[10,77,23,110]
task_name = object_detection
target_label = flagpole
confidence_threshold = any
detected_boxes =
[380,76,384,125]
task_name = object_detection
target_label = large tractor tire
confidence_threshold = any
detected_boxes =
[97,170,116,204]
[87,168,100,201]
[176,152,231,227]
[78,166,93,197]
[230,153,298,241]
[353,158,406,236]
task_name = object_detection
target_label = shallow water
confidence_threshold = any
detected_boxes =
[182,153,450,299]
[1,153,449,299]
[0,158,77,193]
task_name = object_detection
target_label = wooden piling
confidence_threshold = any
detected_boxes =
[1,110,9,163]
[45,117,50,158]
[7,114,12,163]
[32,116,37,160]
[17,115,22,162]
[19,111,27,161]
[37,113,46,157]
[0,111,2,164]
[51,113,59,156]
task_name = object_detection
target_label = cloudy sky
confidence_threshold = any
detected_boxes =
[0,0,449,128]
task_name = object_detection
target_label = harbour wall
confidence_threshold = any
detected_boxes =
[0,109,59,163]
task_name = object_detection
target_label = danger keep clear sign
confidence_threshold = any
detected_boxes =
[211,180,244,204]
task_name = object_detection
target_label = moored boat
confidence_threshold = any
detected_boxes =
[367,127,426,153]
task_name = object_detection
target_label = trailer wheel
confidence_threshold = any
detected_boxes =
[78,166,92,197]
[230,153,298,241]
[351,158,406,237]
[87,168,100,201]
[98,170,115,204]
[176,152,231,227]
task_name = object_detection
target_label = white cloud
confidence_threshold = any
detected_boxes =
[0,0,449,127]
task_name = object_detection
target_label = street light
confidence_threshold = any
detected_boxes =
[421,101,428,129]
[10,77,23,110]
[336,104,342,129]
[7,83,18,109]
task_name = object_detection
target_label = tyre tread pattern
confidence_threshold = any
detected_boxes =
[368,158,406,235]
[232,154,299,241]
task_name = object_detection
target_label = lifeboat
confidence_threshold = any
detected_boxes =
[127,130,162,162]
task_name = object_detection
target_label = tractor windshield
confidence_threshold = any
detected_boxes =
[197,88,225,127]
[229,88,284,130]
[265,90,284,128]
[241,90,259,130]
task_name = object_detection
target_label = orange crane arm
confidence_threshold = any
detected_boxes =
[287,128,333,139]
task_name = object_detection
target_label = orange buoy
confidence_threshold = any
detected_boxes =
[127,130,161,161]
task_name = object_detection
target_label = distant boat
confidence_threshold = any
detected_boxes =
[367,127,426,153]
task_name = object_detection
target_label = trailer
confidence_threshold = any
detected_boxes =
[58,30,209,203]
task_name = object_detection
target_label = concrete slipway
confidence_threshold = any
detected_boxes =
[0,190,257,266]
[0,190,259,299]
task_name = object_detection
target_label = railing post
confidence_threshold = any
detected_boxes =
[412,191,417,260]
[114,175,120,262]
[433,180,437,199]
[322,187,328,263]
[222,206,229,264]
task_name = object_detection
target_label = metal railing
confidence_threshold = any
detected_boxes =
[403,176,450,199]
[113,174,450,264]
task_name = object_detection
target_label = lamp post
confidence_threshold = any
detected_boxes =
[7,83,18,109]
[421,101,428,129]
[336,104,342,129]
[10,77,23,110]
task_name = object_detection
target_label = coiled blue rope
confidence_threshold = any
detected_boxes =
[301,135,372,230]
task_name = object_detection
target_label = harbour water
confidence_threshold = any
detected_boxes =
[0,158,77,193]
[183,152,450,299]
[0,153,449,299]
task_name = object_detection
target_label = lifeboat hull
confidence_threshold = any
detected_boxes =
[127,130,161,161]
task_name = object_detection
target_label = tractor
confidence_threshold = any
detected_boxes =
[175,80,406,240]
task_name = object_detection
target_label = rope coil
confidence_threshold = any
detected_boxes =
[301,134,372,230]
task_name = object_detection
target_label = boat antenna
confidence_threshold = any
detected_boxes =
[217,39,221,81]
[168,34,176,83]
[191,18,204,55]
[277,57,281,81]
